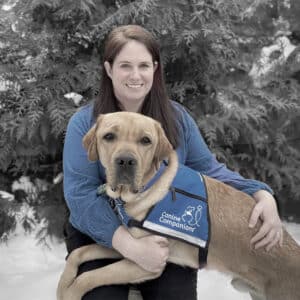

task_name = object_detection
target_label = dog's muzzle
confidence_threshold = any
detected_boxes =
[114,154,137,185]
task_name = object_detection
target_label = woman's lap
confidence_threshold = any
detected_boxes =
[64,221,197,300]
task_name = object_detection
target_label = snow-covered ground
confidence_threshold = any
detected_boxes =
[0,222,299,300]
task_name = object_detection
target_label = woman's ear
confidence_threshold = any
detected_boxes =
[104,61,112,79]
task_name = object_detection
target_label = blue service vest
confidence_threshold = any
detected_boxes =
[113,164,210,250]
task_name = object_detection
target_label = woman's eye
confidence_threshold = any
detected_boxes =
[103,133,116,141]
[140,64,150,69]
[140,136,152,145]
[120,64,131,69]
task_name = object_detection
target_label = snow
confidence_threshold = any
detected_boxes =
[0,222,299,300]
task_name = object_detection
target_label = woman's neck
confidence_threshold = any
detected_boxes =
[117,99,144,113]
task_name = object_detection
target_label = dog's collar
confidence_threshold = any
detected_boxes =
[114,198,131,226]
[141,162,167,192]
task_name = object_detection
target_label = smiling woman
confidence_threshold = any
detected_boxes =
[103,40,157,112]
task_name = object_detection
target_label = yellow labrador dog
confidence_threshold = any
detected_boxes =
[57,112,300,300]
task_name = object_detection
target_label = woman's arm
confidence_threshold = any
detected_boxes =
[63,108,121,248]
[177,112,273,196]
[179,107,273,196]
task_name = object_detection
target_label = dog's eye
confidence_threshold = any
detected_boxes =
[140,136,152,145]
[103,133,116,141]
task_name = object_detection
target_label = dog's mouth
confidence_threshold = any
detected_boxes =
[110,175,141,195]
[112,174,140,194]
[110,183,139,194]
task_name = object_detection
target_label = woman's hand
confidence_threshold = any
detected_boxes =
[249,190,283,251]
[112,226,169,273]
[130,235,169,273]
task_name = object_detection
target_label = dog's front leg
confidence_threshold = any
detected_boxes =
[62,258,161,300]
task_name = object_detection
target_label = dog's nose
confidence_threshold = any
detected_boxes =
[115,156,137,168]
[115,155,137,185]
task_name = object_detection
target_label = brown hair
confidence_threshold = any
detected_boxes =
[93,24,179,148]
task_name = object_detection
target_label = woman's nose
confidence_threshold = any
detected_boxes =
[130,67,141,79]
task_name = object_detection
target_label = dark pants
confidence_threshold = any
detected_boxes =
[64,221,198,300]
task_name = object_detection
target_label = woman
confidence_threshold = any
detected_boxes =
[63,25,282,300]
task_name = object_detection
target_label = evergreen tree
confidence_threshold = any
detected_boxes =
[0,0,299,242]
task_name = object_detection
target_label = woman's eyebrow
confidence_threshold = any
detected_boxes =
[118,60,152,64]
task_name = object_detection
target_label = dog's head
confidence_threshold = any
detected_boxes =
[83,112,173,196]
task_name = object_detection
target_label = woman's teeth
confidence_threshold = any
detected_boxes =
[126,84,143,88]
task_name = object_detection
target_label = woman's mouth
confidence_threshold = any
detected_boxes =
[126,83,144,89]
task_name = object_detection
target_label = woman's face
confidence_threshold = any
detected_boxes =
[104,40,157,112]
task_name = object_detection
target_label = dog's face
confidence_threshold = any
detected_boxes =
[83,112,173,195]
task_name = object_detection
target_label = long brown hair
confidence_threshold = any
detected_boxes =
[93,25,179,148]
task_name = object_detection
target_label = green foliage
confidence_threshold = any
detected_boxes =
[0,0,299,242]
[0,199,16,242]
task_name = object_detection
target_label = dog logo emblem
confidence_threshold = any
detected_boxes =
[181,205,202,227]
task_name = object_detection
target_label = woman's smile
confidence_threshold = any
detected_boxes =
[125,83,144,89]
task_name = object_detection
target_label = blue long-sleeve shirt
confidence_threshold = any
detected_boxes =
[63,101,273,248]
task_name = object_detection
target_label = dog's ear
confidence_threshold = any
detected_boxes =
[154,122,173,164]
[82,115,103,161]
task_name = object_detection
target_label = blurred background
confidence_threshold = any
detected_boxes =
[0,0,299,249]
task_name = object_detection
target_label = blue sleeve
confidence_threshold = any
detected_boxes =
[179,106,273,196]
[63,109,121,248]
